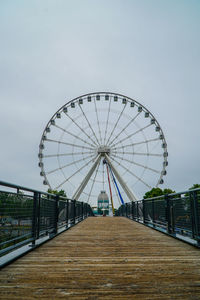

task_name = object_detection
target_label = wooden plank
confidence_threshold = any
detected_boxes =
[0,217,200,299]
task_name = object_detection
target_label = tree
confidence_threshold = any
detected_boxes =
[143,187,175,199]
[189,184,200,191]
[47,189,67,197]
[187,184,200,199]
[163,188,176,195]
[0,191,33,226]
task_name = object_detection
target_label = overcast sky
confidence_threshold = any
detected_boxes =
[0,0,200,200]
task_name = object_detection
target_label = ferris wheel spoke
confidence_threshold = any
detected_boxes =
[72,155,101,200]
[109,155,152,189]
[105,103,127,146]
[46,153,96,175]
[111,123,152,148]
[78,104,100,146]
[55,155,99,189]
[110,172,122,206]
[112,138,160,151]
[112,151,163,157]
[87,159,101,203]
[64,111,98,146]
[103,97,112,144]
[94,98,103,144]
[108,112,141,147]
[111,153,160,174]
[105,154,137,201]
[43,151,94,158]
[54,124,95,148]
[102,161,105,191]
[45,138,94,151]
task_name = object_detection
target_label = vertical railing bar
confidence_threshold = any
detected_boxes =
[165,194,172,234]
[32,192,38,246]
[143,199,146,224]
[192,191,200,244]
[73,200,76,224]
[131,201,134,220]
[66,199,69,228]
[82,202,84,221]
[152,199,155,227]
[36,193,41,239]
[190,191,196,239]
[53,195,59,235]
[170,197,174,234]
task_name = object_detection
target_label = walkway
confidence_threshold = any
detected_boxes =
[0,217,200,299]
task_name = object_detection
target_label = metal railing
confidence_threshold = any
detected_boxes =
[116,188,200,247]
[0,181,93,266]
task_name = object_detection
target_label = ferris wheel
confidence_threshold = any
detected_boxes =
[38,92,168,207]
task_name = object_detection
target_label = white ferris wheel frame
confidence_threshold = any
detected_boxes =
[38,92,168,203]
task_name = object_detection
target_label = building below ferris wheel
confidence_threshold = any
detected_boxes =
[97,191,109,216]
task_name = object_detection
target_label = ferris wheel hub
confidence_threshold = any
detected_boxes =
[97,145,110,156]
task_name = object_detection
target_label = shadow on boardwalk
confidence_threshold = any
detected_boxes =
[0,217,200,299]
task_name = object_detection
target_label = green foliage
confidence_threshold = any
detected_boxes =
[187,184,200,199]
[143,187,175,199]
[47,189,67,197]
[189,184,200,191]
[163,188,176,195]
[0,192,33,220]
[144,188,162,199]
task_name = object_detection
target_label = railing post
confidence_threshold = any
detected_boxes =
[125,203,128,218]
[36,193,41,239]
[130,202,133,219]
[53,195,59,234]
[170,199,174,233]
[81,202,84,220]
[83,203,86,218]
[152,199,155,227]
[137,201,139,221]
[66,199,69,228]
[143,199,146,224]
[86,203,89,217]
[32,192,38,246]
[73,200,76,224]
[85,203,88,217]
[165,194,172,234]
[87,204,90,217]
[190,192,195,239]
[86,203,88,217]
[192,191,200,245]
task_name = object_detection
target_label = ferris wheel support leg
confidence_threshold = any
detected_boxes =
[105,154,138,202]
[72,155,102,201]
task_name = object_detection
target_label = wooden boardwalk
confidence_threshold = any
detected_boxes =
[0,217,200,299]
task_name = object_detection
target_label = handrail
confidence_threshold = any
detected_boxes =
[116,188,200,247]
[0,180,74,199]
[0,180,94,268]
[142,188,200,201]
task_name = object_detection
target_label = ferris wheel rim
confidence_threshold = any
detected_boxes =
[38,92,168,201]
